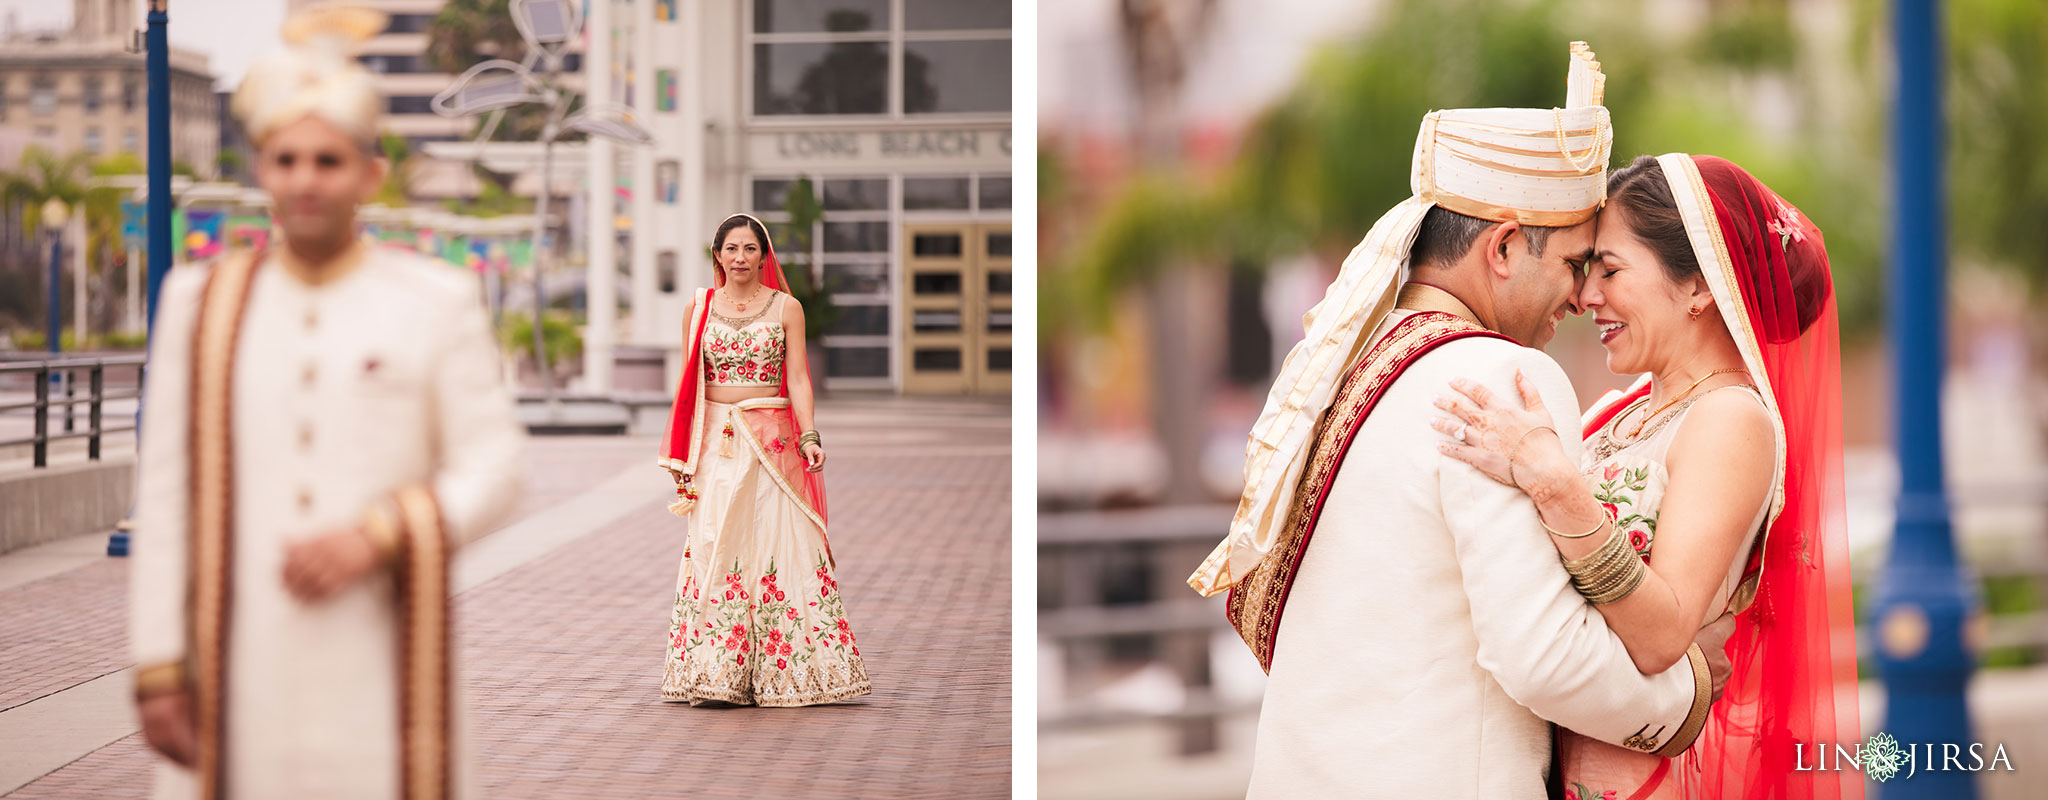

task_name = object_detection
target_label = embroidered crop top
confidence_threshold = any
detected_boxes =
[702,291,787,387]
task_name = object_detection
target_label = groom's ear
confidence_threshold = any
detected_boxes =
[1483,221,1520,280]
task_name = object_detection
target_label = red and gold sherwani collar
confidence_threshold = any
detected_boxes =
[1224,309,1511,672]
[1395,281,1484,327]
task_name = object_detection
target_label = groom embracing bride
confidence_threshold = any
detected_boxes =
[1193,43,1860,799]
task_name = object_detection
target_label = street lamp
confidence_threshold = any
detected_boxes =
[431,0,650,413]
[42,199,69,358]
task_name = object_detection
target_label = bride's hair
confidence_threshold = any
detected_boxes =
[1605,156,1700,283]
[1607,155,1829,341]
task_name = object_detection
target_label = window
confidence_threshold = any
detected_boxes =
[822,178,888,211]
[123,78,138,112]
[122,128,138,153]
[905,0,1007,30]
[753,173,893,385]
[0,78,8,120]
[823,262,887,294]
[384,13,435,33]
[823,221,888,252]
[657,250,678,293]
[84,127,102,153]
[903,40,1008,114]
[30,78,56,116]
[751,0,1007,118]
[361,54,424,74]
[561,53,584,72]
[903,177,970,211]
[83,77,102,112]
[978,176,1010,211]
[828,305,890,336]
[826,346,890,378]
[755,0,890,33]
[754,42,887,115]
[388,96,436,115]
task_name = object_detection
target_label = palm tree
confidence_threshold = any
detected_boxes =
[425,0,578,142]
[1,146,91,238]
[1,147,145,342]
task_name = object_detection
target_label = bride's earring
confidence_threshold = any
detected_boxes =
[1688,305,1703,319]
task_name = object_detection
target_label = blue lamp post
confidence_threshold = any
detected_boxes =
[1872,0,1978,796]
[110,0,173,558]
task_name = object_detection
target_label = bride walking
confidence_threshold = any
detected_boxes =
[656,213,872,707]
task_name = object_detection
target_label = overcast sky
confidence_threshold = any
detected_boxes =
[0,0,285,90]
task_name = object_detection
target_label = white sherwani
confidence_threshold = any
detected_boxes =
[1248,311,1707,798]
[130,247,525,799]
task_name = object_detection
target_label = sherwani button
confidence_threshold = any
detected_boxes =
[298,423,313,450]
[304,309,317,329]
[297,489,313,513]
[301,364,316,388]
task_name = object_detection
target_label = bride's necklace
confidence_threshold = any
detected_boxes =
[1626,367,1747,440]
[724,283,765,313]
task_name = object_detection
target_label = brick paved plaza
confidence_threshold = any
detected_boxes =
[0,395,1011,798]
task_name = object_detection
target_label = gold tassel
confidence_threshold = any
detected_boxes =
[667,496,695,517]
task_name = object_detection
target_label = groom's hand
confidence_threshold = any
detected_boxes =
[1694,613,1737,702]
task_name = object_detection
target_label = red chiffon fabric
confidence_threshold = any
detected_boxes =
[1670,157,1860,798]
[658,215,827,529]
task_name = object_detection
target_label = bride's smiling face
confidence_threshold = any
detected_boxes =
[1580,204,1706,376]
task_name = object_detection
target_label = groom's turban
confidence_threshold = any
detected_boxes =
[1191,43,1612,597]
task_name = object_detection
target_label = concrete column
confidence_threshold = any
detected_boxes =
[126,244,142,335]
[629,0,659,345]
[678,0,707,294]
[70,214,87,345]
[583,0,617,393]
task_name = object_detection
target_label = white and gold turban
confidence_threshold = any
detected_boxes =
[1189,43,1612,597]
[231,5,388,148]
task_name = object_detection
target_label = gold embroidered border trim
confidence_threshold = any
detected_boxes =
[1661,154,1788,615]
[393,485,452,800]
[188,250,263,800]
[1225,311,1502,672]
[1656,642,1715,757]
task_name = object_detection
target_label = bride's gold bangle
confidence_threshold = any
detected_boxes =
[1506,425,1555,488]
[1541,511,1606,539]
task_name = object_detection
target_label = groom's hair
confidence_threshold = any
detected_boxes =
[1411,205,1553,268]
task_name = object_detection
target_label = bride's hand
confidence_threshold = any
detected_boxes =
[1430,370,1561,489]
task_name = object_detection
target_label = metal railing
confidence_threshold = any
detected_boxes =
[1039,504,1246,754]
[0,355,147,467]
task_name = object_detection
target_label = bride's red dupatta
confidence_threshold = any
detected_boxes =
[1582,157,1859,799]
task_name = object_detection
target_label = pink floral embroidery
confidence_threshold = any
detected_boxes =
[1766,199,1807,252]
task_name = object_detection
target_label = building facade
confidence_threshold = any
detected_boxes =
[0,0,219,176]
[290,0,587,199]
[630,0,1012,395]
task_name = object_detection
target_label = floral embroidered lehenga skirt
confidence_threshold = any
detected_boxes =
[661,399,872,706]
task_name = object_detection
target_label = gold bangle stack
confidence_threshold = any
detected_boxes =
[797,430,822,449]
[1561,524,1646,605]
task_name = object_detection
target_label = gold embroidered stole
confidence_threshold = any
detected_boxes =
[1224,308,1506,672]
[187,251,455,799]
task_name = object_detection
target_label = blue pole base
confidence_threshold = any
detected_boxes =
[1872,557,1980,798]
[106,529,130,557]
